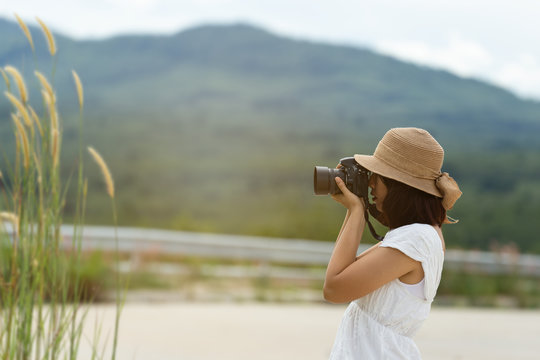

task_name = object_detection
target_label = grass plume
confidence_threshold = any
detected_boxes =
[87,147,115,199]
[41,89,59,132]
[14,13,35,52]
[0,68,11,89]
[0,211,19,225]
[51,129,60,170]
[35,71,56,102]
[11,114,31,170]
[72,70,84,110]
[4,91,32,127]
[0,211,19,237]
[4,65,29,104]
[36,17,57,56]
[28,105,44,137]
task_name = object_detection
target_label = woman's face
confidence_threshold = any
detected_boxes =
[369,174,388,212]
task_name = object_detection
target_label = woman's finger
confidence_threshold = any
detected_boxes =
[335,177,349,192]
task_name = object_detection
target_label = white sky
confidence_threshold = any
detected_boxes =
[3,0,540,100]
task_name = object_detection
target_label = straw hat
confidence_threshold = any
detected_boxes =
[354,127,462,211]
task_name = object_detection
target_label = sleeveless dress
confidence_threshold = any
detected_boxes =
[329,223,444,359]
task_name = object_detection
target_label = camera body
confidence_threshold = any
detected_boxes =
[314,157,370,199]
[314,157,385,239]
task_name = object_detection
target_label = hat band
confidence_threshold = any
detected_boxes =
[375,141,441,180]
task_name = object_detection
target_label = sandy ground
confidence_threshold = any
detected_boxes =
[78,303,540,360]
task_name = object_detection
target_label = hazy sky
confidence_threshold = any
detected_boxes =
[3,0,540,100]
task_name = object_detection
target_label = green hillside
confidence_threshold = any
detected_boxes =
[1,18,540,252]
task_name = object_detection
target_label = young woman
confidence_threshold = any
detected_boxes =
[324,127,462,359]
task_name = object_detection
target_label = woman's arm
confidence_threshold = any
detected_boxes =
[355,241,382,261]
[323,178,419,304]
[324,206,366,282]
[336,209,351,243]
[323,177,366,298]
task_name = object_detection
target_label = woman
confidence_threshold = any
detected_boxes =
[324,127,462,359]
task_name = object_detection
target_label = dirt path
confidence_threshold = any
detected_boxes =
[78,303,540,359]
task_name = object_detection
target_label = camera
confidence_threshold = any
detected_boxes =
[314,157,385,240]
[314,157,370,198]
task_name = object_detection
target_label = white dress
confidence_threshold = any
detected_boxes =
[329,223,445,359]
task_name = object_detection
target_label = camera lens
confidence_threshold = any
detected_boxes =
[314,166,345,195]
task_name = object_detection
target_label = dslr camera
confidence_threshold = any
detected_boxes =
[313,157,370,199]
[314,157,385,239]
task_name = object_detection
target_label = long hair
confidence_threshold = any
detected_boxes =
[379,175,446,229]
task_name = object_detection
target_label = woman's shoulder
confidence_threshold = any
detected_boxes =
[381,223,442,258]
[385,223,438,239]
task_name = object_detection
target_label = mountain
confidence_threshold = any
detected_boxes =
[1,17,540,252]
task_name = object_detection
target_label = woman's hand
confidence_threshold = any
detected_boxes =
[331,177,365,213]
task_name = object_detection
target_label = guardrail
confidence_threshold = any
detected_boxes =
[58,225,540,277]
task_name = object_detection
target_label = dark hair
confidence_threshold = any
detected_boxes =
[379,175,446,229]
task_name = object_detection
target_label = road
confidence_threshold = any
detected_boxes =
[77,303,540,360]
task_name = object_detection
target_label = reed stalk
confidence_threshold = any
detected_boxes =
[87,146,122,359]
[0,15,121,359]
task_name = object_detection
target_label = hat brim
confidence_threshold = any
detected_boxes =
[354,154,443,198]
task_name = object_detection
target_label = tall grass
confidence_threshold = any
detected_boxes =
[0,15,120,359]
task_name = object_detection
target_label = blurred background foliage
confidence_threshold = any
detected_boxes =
[1,18,540,255]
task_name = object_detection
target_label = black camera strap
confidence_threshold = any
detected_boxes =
[364,202,384,241]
